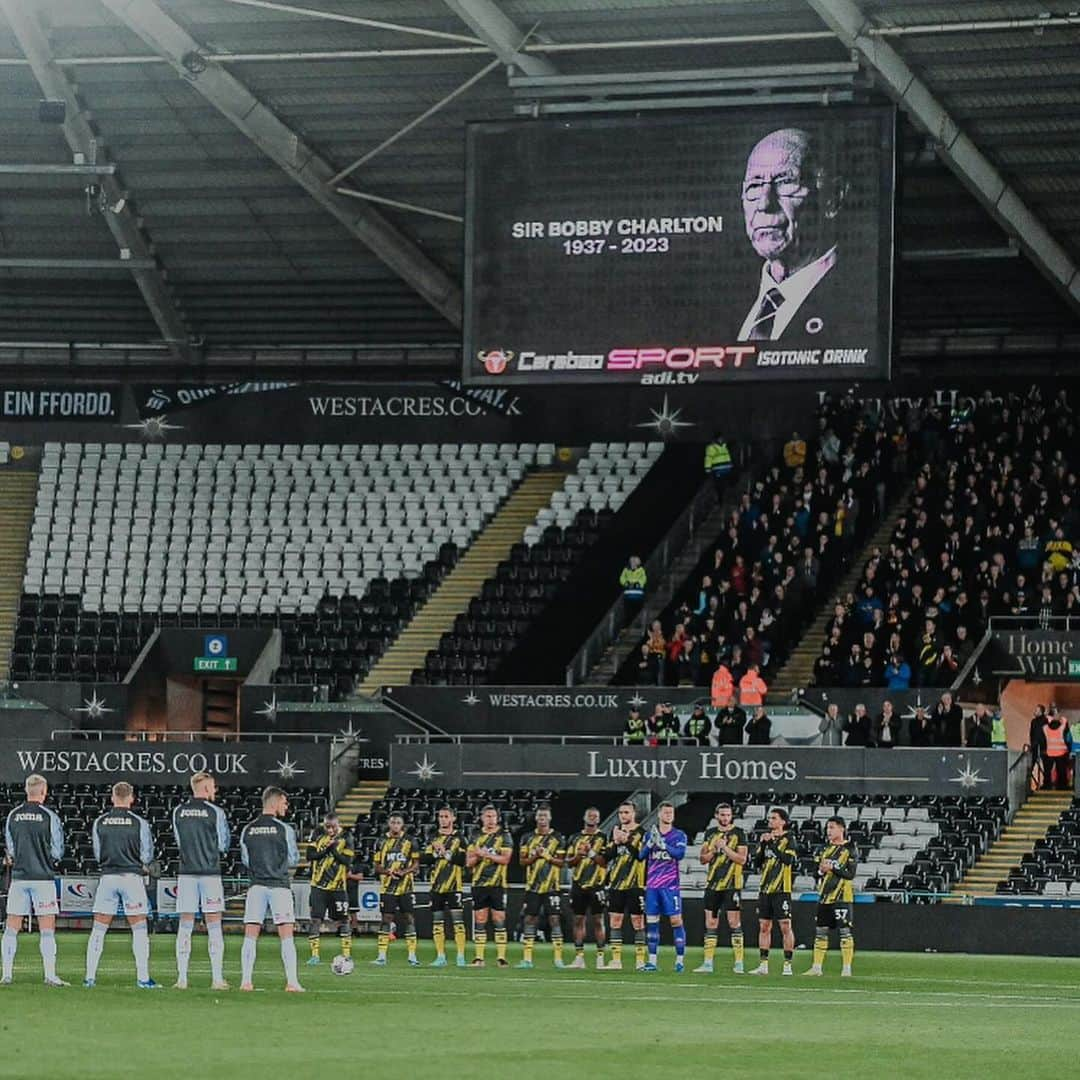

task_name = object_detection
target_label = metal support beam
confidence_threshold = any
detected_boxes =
[0,163,116,176]
[100,0,463,328]
[0,257,158,270]
[442,0,557,76]
[806,0,1080,313]
[0,1,193,357]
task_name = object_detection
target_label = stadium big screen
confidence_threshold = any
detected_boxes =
[464,106,895,385]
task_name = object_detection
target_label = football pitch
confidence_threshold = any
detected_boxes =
[2,933,1077,1079]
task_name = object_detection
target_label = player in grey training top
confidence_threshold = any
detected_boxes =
[84,782,159,989]
[172,771,231,990]
[2,773,67,986]
[239,785,303,992]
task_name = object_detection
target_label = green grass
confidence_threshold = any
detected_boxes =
[1,933,1078,1078]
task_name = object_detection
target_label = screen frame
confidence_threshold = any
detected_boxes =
[462,104,897,387]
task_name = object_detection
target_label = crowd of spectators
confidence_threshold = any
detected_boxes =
[617,391,900,688]
[622,701,774,746]
[811,387,1080,690]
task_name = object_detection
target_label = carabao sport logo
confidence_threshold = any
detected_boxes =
[478,349,513,375]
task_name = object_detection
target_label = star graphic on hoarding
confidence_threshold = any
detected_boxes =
[900,693,928,721]
[636,395,694,438]
[255,694,278,722]
[948,762,989,790]
[74,691,114,720]
[461,691,480,706]
[407,754,442,782]
[338,719,363,741]
[627,692,648,709]
[121,415,184,441]
[971,667,982,686]
[269,752,305,780]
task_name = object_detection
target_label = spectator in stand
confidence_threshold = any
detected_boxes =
[646,621,666,685]
[711,661,735,708]
[934,644,959,688]
[818,702,843,747]
[647,703,679,747]
[623,707,646,745]
[635,643,660,686]
[884,652,911,690]
[934,692,964,747]
[745,705,772,746]
[910,705,936,747]
[619,555,647,610]
[843,704,873,747]
[683,703,714,746]
[966,704,993,749]
[738,663,767,708]
[716,703,746,744]
[1041,707,1072,790]
[812,644,838,688]
[875,700,899,748]
[783,431,806,473]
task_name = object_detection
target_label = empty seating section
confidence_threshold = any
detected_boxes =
[0,782,328,879]
[417,442,664,684]
[14,442,545,691]
[999,798,1080,897]
[677,792,1006,899]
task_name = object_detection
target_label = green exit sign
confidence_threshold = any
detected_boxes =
[194,657,238,673]
[1067,659,1080,677]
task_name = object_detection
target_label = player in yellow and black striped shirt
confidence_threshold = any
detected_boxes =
[805,816,857,977]
[372,814,420,967]
[565,807,608,969]
[518,804,566,969]
[694,802,749,975]
[420,806,467,968]
[602,801,647,971]
[750,807,798,976]
[466,805,514,967]
[304,814,354,966]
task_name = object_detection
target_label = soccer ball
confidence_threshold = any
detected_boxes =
[331,955,355,976]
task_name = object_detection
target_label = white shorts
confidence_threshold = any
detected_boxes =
[6,880,59,918]
[93,874,149,917]
[176,875,226,915]
[244,885,295,926]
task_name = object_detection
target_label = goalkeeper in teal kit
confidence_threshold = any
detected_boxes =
[638,801,688,973]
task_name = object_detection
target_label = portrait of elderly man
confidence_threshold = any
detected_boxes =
[738,127,850,342]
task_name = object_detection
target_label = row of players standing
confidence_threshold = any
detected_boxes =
[365,798,857,976]
[3,771,307,990]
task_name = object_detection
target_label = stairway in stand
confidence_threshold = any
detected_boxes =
[334,779,389,829]
[0,470,38,680]
[356,470,566,692]
[953,790,1074,899]
[768,481,914,699]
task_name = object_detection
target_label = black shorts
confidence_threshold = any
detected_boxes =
[523,890,563,918]
[382,892,415,916]
[470,886,506,913]
[346,879,359,911]
[309,887,349,923]
[606,888,644,917]
[703,888,742,916]
[757,892,793,922]
[816,902,853,930]
[430,889,464,913]
[570,884,607,916]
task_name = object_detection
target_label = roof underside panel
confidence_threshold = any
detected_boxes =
[0,0,1074,363]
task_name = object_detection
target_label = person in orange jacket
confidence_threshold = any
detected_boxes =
[738,664,768,708]
[711,663,735,708]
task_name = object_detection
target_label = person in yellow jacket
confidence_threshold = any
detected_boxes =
[704,433,733,495]
[619,555,647,605]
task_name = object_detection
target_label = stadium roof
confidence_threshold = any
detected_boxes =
[0,0,1077,375]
